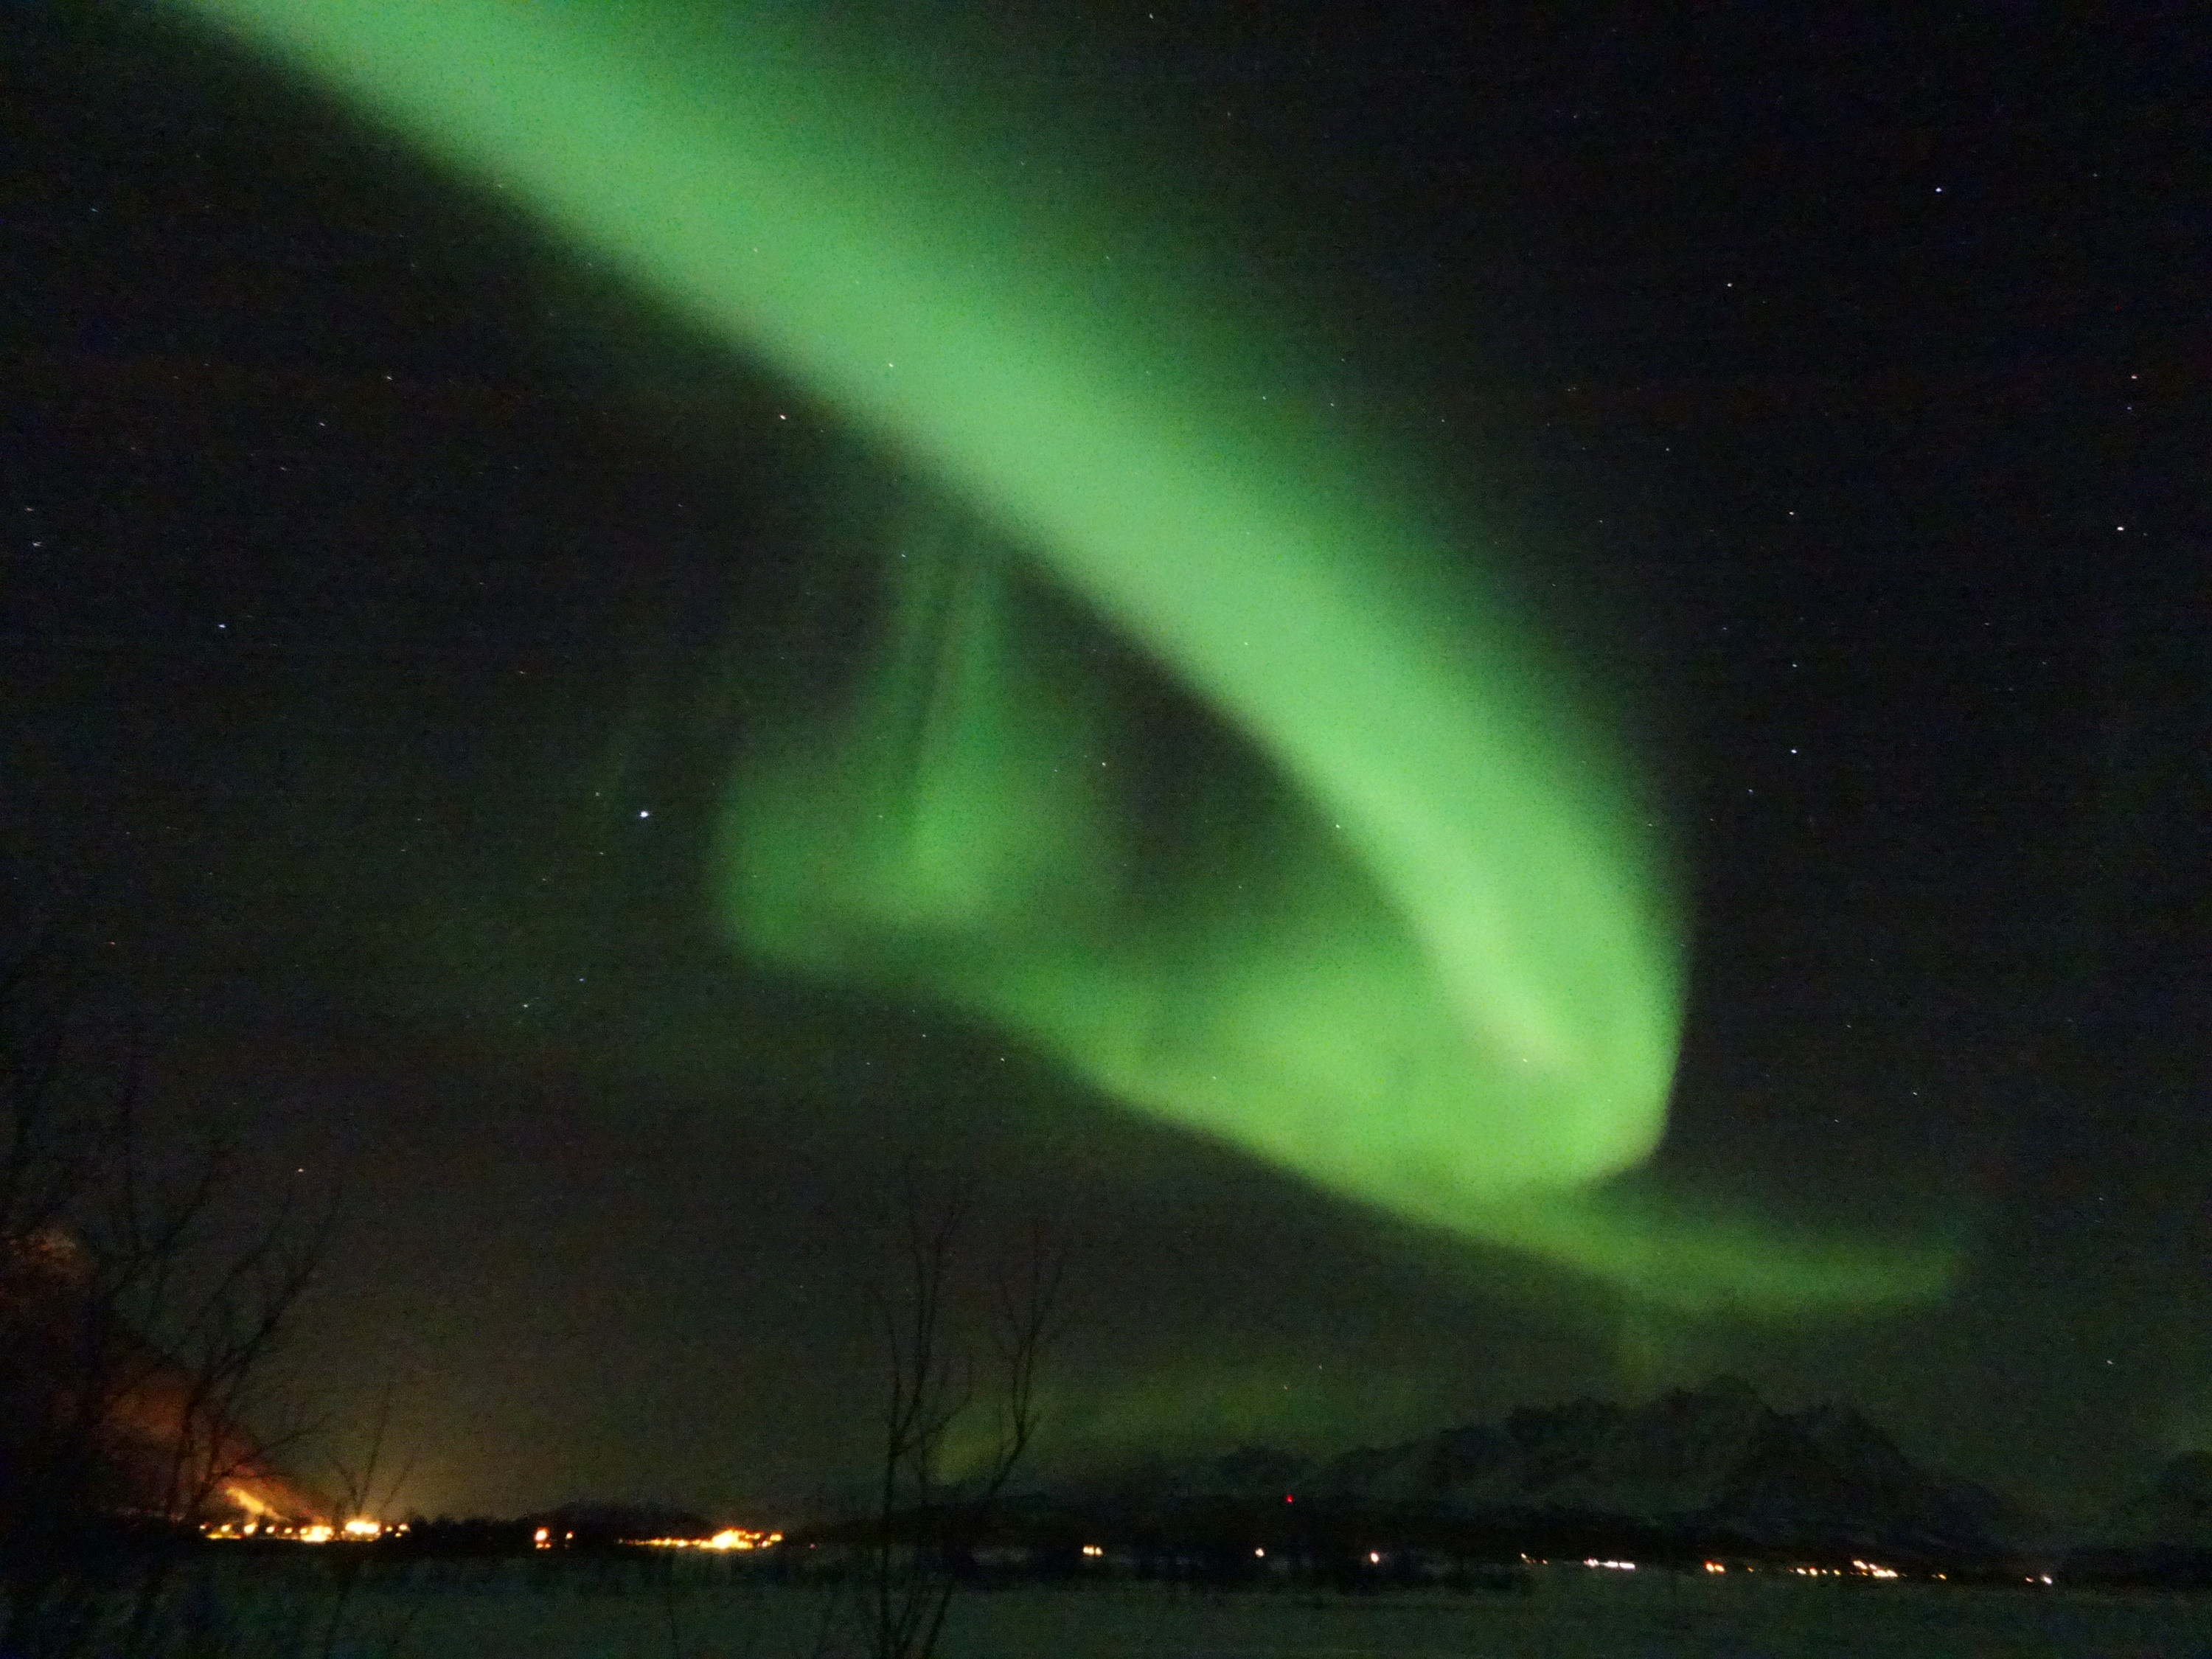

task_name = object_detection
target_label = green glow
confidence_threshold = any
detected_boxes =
[178,0,1949,1309]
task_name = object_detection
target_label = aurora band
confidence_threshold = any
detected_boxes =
[179,0,1952,1311]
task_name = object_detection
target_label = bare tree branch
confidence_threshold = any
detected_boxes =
[1,922,334,1659]
[846,1175,1070,1659]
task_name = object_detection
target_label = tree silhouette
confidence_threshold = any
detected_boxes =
[0,925,330,1659]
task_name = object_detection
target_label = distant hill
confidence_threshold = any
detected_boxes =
[2096,1450,2212,1548]
[1041,1377,2022,1565]
[2066,1451,2212,1585]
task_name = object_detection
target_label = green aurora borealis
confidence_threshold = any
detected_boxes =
[175,0,1954,1315]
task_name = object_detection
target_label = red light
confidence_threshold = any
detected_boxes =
[1284,1494,1293,1504]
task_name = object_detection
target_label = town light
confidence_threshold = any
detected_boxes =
[638,1528,782,1551]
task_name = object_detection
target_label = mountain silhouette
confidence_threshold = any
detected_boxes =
[1060,1377,2017,1561]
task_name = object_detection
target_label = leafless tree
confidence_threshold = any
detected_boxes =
[850,1179,1068,1659]
[0,928,332,1659]
[312,1378,417,1659]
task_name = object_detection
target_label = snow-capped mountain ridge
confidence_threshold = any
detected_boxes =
[1140,1376,2014,1556]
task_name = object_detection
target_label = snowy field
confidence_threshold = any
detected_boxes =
[169,1559,2212,1659]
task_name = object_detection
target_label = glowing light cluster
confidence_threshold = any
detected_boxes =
[219,1482,274,1519]
[640,1527,782,1551]
[1784,1560,1905,1580]
[204,1516,391,1543]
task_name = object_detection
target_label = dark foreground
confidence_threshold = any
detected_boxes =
[33,1555,2212,1659]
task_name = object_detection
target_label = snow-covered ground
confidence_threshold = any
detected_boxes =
[175,1559,2212,1658]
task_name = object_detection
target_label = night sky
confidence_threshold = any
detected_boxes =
[4,4,2202,1523]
